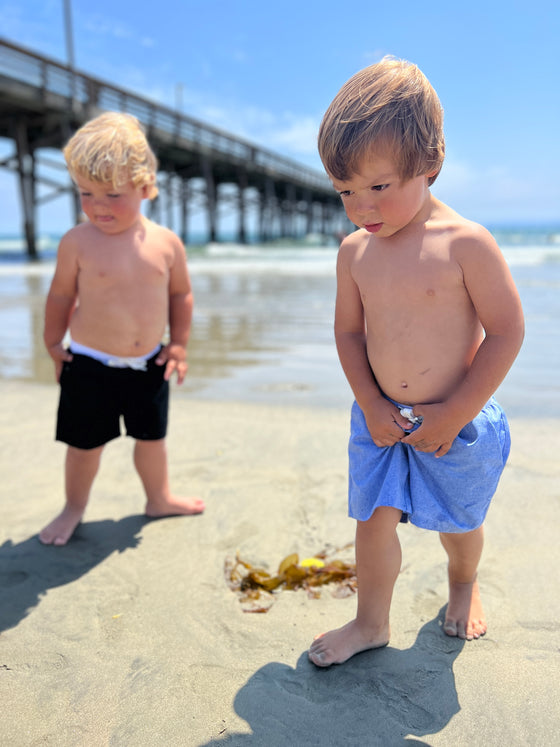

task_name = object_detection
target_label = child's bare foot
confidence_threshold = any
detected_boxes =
[443,577,486,640]
[145,495,205,518]
[38,506,84,546]
[308,619,389,667]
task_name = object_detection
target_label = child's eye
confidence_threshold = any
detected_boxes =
[338,190,353,197]
[371,184,389,192]
[108,194,120,199]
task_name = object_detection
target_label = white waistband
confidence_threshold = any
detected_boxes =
[69,341,160,371]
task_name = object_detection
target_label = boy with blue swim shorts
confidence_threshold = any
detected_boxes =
[348,397,511,533]
[39,113,204,546]
[308,58,524,667]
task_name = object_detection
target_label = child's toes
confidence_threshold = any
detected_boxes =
[443,619,458,637]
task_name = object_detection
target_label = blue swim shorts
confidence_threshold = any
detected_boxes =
[348,397,511,533]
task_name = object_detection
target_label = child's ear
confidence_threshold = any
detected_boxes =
[425,168,440,186]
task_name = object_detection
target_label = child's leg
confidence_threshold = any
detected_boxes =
[439,525,486,640]
[308,506,402,667]
[39,445,104,546]
[134,438,205,516]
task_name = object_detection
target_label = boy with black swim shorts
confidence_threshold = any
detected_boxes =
[40,112,204,546]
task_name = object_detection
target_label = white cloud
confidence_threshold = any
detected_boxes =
[134,82,323,165]
[263,115,319,156]
[361,49,388,65]
[231,48,248,63]
[83,16,156,47]
[165,92,322,165]
[434,156,560,223]
[0,1,65,58]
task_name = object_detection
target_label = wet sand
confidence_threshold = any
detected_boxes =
[1,380,558,745]
[1,253,559,416]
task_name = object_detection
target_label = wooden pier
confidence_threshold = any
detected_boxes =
[0,38,347,258]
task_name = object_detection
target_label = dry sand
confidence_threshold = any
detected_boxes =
[1,381,558,746]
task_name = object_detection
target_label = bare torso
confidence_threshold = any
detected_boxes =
[347,201,484,405]
[68,218,176,356]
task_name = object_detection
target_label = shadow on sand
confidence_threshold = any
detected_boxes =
[0,516,148,633]
[203,609,464,747]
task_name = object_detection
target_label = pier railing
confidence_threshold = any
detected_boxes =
[0,37,330,190]
[0,37,346,254]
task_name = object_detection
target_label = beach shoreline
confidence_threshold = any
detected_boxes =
[2,233,560,417]
[1,380,558,745]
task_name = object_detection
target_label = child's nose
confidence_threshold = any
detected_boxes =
[355,192,377,215]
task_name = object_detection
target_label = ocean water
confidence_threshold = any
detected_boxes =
[0,227,559,417]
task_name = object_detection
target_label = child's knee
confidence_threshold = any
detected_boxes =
[359,506,403,534]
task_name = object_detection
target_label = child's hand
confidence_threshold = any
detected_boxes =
[402,403,461,458]
[156,343,188,384]
[363,397,412,447]
[47,343,73,383]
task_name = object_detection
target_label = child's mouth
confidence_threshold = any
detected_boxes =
[364,223,383,233]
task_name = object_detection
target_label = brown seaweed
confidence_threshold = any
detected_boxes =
[225,546,357,613]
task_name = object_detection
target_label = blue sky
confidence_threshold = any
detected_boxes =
[1,0,559,235]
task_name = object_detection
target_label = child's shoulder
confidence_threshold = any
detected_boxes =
[141,217,186,263]
[57,221,96,252]
[61,220,94,238]
[338,227,371,254]
[335,229,373,272]
[431,200,499,254]
[143,216,182,244]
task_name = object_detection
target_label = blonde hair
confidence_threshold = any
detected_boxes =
[63,112,159,198]
[318,57,445,186]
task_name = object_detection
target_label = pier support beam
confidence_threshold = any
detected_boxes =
[15,119,37,259]
[259,179,277,242]
[180,177,190,245]
[237,169,248,244]
[165,173,174,230]
[202,157,218,243]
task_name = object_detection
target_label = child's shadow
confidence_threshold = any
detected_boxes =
[0,516,147,633]
[204,611,464,746]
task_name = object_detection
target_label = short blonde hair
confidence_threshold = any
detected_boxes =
[63,112,159,198]
[318,57,445,186]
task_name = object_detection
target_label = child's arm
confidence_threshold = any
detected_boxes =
[335,236,412,445]
[405,226,524,457]
[155,239,194,385]
[43,234,78,382]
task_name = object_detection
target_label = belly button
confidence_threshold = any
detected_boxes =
[401,381,408,389]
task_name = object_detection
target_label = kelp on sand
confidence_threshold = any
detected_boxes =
[225,545,357,613]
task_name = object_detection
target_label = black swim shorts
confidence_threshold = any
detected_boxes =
[56,349,169,449]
